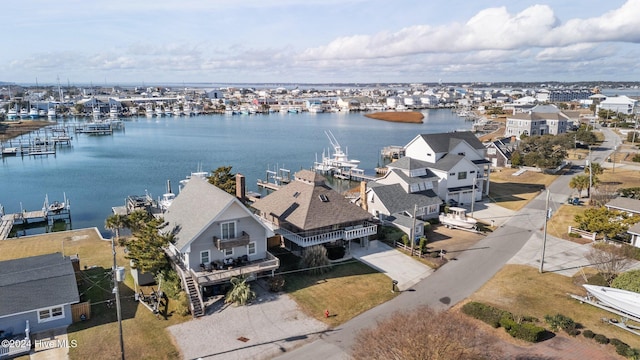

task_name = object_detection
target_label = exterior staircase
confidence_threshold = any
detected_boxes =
[169,254,205,318]
[184,275,204,317]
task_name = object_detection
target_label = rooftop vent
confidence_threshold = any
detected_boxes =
[319,194,329,202]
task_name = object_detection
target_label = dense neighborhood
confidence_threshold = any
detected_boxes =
[2,82,640,360]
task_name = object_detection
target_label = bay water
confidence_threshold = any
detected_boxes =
[1,109,471,237]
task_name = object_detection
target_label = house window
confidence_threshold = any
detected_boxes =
[221,221,236,239]
[224,248,233,257]
[458,171,467,180]
[449,172,455,176]
[247,242,256,255]
[38,306,65,323]
[200,250,210,265]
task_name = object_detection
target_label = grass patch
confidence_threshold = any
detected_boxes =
[284,260,397,327]
[467,264,639,347]
[488,169,558,211]
[546,204,588,240]
[0,229,189,360]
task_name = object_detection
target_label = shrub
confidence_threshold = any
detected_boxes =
[582,329,595,338]
[430,251,440,258]
[610,338,627,347]
[615,343,631,356]
[300,245,331,275]
[593,333,609,344]
[267,275,285,292]
[544,314,578,334]
[157,268,183,300]
[568,232,582,238]
[461,302,509,328]
[326,245,346,260]
[506,322,546,343]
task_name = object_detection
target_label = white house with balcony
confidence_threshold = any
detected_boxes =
[252,170,377,255]
[599,95,638,115]
[162,176,279,316]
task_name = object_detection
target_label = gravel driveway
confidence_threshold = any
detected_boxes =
[167,281,328,360]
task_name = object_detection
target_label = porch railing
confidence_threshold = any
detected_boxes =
[192,251,279,286]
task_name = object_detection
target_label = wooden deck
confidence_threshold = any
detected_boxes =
[0,210,48,240]
[192,252,280,286]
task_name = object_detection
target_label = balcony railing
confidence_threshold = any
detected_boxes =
[213,231,250,251]
[192,251,280,286]
[275,221,377,247]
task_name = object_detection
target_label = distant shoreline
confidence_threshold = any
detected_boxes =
[364,111,424,123]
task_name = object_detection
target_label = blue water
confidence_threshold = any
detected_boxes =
[1,110,471,236]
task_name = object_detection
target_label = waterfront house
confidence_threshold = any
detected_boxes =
[0,253,80,357]
[251,170,377,255]
[361,157,443,239]
[403,131,490,204]
[162,176,279,315]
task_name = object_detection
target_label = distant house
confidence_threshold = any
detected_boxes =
[599,95,637,115]
[485,136,519,168]
[505,110,569,139]
[604,197,640,216]
[252,170,377,255]
[0,253,80,356]
[162,176,279,316]
[605,197,640,248]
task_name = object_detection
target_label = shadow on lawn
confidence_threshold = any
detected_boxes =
[270,248,379,293]
[68,266,139,333]
[489,181,545,203]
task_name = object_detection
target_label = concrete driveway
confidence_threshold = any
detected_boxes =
[350,240,433,291]
[167,282,327,360]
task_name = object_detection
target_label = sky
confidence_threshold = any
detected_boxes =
[2,0,639,85]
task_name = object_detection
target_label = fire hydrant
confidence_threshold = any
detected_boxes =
[324,309,330,318]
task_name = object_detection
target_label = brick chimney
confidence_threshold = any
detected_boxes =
[360,181,368,211]
[235,173,246,201]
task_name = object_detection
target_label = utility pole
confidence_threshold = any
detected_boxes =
[471,177,477,218]
[539,189,551,273]
[112,238,125,360]
[588,145,593,203]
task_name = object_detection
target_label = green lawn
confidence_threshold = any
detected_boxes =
[282,260,398,327]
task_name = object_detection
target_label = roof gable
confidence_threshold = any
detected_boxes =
[163,176,249,251]
[413,131,485,153]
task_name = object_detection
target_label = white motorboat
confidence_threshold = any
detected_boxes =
[583,285,640,319]
[7,106,18,120]
[159,180,175,212]
[313,130,361,174]
[2,147,18,156]
[439,207,478,229]
[110,105,119,118]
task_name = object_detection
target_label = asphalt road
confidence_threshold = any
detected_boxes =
[275,128,622,360]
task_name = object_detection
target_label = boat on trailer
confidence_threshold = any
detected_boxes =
[439,206,478,230]
[583,284,640,319]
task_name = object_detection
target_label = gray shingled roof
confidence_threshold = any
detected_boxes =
[163,176,240,251]
[508,112,569,121]
[0,253,79,317]
[429,153,465,172]
[628,222,640,235]
[387,156,432,171]
[252,172,372,231]
[386,169,437,185]
[416,131,485,153]
[370,183,441,215]
[605,197,640,214]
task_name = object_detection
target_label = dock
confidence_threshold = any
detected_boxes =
[257,179,281,191]
[0,195,72,240]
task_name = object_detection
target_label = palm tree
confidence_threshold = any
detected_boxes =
[105,213,127,242]
[225,277,255,306]
[584,162,603,176]
[569,174,590,198]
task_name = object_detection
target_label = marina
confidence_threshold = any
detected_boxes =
[0,109,472,237]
